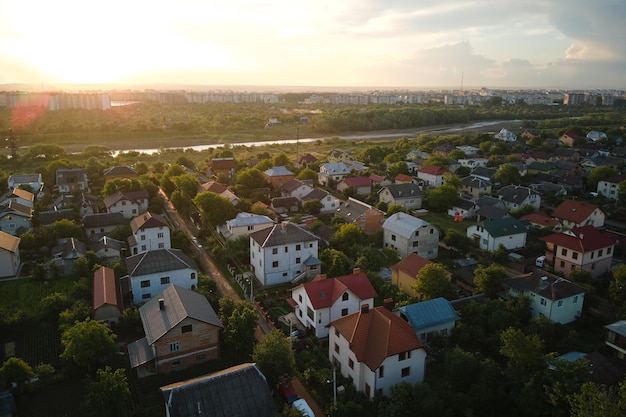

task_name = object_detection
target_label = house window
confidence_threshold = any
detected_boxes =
[141,245,147,251]
[429,229,434,234]
[379,366,385,378]
[599,249,603,256]
[158,243,165,249]
[298,294,303,302]
[342,292,349,301]
[141,235,146,241]
[572,252,578,260]
[307,307,314,321]
[415,230,419,237]
[608,247,612,254]
[247,225,253,231]
[142,293,151,299]
[132,209,137,214]
[273,261,279,268]
[182,325,192,333]
[170,342,180,352]
[341,308,348,316]
[334,343,339,354]
[557,300,563,308]
[391,235,396,241]
[296,244,301,250]
[141,280,150,288]
[349,358,354,369]
[160,277,170,285]
[540,298,547,306]
[285,247,288,253]
[401,367,411,377]
[335,329,339,337]
[591,251,595,259]
[272,248,278,255]
[560,261,565,268]
[561,248,567,256]
[196,354,206,360]
[191,273,196,279]
[296,257,301,264]
[573,296,578,303]
[158,232,164,238]
[399,351,411,361]
[412,241,419,247]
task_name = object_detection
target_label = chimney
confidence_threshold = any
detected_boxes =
[360,304,369,314]
[281,221,287,231]
[318,274,327,281]
[352,267,360,275]
[158,298,165,310]
[383,298,394,311]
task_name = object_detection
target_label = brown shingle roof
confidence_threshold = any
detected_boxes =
[130,212,168,233]
[389,253,433,277]
[93,266,123,312]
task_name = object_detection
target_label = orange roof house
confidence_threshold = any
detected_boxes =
[93,266,124,324]
[389,253,433,297]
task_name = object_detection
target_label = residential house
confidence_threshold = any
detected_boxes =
[587,131,608,142]
[280,179,314,199]
[218,212,274,240]
[389,253,433,297]
[458,158,489,169]
[382,212,440,259]
[0,188,35,209]
[597,174,626,200]
[92,236,126,263]
[432,143,455,157]
[552,200,605,229]
[83,212,126,238]
[552,148,581,162]
[271,196,299,214]
[394,173,416,184]
[466,217,527,251]
[539,226,615,279]
[56,167,88,193]
[495,128,517,142]
[344,160,369,174]
[208,157,237,178]
[125,249,199,304]
[369,174,392,188]
[470,166,498,183]
[396,297,460,342]
[0,231,20,278]
[337,177,373,196]
[92,266,123,325]
[290,269,377,338]
[559,131,584,147]
[301,188,341,213]
[294,153,318,169]
[529,182,568,198]
[159,363,275,417]
[327,149,352,162]
[449,198,477,220]
[104,190,149,220]
[526,161,558,176]
[502,272,585,324]
[128,212,171,255]
[8,173,43,196]
[417,165,448,187]
[103,165,138,182]
[529,151,555,163]
[521,211,562,231]
[197,181,239,205]
[520,128,540,139]
[128,285,222,377]
[328,302,427,398]
[378,183,424,211]
[604,321,626,361]
[249,222,320,286]
[406,150,429,160]
[263,166,296,189]
[78,192,101,218]
[461,176,491,199]
[318,162,350,186]
[497,185,541,211]
[49,238,87,276]
[0,201,32,236]
[501,161,528,177]
[456,145,479,156]
[38,208,74,227]
[580,155,622,173]
[335,197,385,234]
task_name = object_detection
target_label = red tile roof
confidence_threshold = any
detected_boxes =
[395,174,413,182]
[552,200,600,224]
[521,211,560,227]
[93,266,123,312]
[331,306,424,371]
[304,271,377,309]
[540,225,615,252]
[389,253,433,277]
[342,177,373,187]
[419,165,447,176]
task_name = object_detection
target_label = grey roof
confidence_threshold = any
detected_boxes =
[160,363,275,417]
[140,285,222,345]
[280,179,311,193]
[335,197,379,222]
[470,166,497,180]
[383,212,431,238]
[126,249,198,277]
[83,212,125,228]
[475,196,505,208]
[127,336,155,367]
[605,320,626,337]
[321,162,350,175]
[263,166,294,177]
[301,188,330,201]
[52,237,87,258]
[38,208,75,226]
[103,190,149,209]
[379,183,423,199]
[397,297,460,331]
[271,196,299,208]
[454,198,476,210]
[503,273,585,301]
[103,165,137,176]
[482,217,527,238]
[462,176,491,188]
[8,173,41,183]
[497,185,537,205]
[92,236,125,253]
[249,222,319,247]
[226,212,273,228]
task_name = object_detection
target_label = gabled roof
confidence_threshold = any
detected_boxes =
[130,212,168,233]
[369,174,387,183]
[462,176,491,188]
[198,181,228,194]
[503,272,585,301]
[397,297,460,330]
[249,222,319,247]
[1,188,35,203]
[263,166,294,177]
[140,285,222,345]
[103,190,149,209]
[52,237,87,258]
[160,363,275,417]
[83,212,125,228]
[209,157,236,169]
[103,165,137,176]
[341,177,372,188]
[226,212,273,228]
[271,196,299,208]
[394,173,414,182]
[418,165,447,176]
[379,183,423,198]
[521,211,560,227]
[39,208,74,226]
[482,217,527,238]
[8,173,41,184]
[497,185,537,205]
[93,266,123,312]
[3,200,33,217]
[321,162,350,175]
[126,249,198,277]
[296,153,317,164]
[476,205,509,220]
[552,200,600,224]
[540,225,615,252]
[280,179,310,193]
[470,166,497,179]
[301,188,330,201]
[92,236,125,253]
[330,306,424,371]
[389,253,432,277]
[0,231,20,252]
[300,271,377,309]
[383,212,432,238]
[600,174,626,185]
[605,320,626,338]
[335,198,381,222]
[454,198,476,210]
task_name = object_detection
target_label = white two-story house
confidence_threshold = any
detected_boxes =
[318,162,351,186]
[382,212,439,259]
[218,212,274,240]
[104,190,150,220]
[466,217,527,252]
[329,302,427,399]
[497,185,541,211]
[128,212,171,255]
[290,268,377,338]
[249,222,320,286]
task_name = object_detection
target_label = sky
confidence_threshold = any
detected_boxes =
[1,0,625,90]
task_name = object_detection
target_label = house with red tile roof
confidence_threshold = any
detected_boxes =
[389,253,433,297]
[329,301,427,398]
[559,131,584,147]
[552,200,605,230]
[289,268,377,338]
[521,211,562,231]
[93,266,124,325]
[417,165,448,187]
[208,157,237,178]
[394,173,415,184]
[294,153,318,169]
[540,226,615,278]
[336,177,373,196]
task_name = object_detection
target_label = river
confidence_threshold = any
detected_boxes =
[111,119,520,157]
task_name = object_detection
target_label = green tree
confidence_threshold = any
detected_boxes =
[424,184,459,212]
[252,329,296,388]
[568,378,626,417]
[330,224,367,258]
[236,168,268,191]
[499,327,545,371]
[173,173,200,198]
[82,366,131,417]
[134,161,148,175]
[587,166,618,189]
[610,264,626,317]
[413,264,456,301]
[101,178,142,198]
[386,204,407,215]
[303,199,322,215]
[0,357,35,390]
[319,248,353,277]
[474,264,507,298]
[494,164,522,186]
[194,191,238,226]
[296,168,318,183]
[58,300,92,332]
[60,318,117,370]
[219,298,258,358]
[443,229,473,255]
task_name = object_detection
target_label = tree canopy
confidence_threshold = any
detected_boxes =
[60,318,117,370]
[252,329,296,388]
[413,264,456,301]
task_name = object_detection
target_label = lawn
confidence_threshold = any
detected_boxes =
[421,212,468,236]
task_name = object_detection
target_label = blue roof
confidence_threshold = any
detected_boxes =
[397,297,460,330]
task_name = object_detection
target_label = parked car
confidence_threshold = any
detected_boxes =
[292,399,314,417]
[278,380,298,405]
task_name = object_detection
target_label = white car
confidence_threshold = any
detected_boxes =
[292,399,314,417]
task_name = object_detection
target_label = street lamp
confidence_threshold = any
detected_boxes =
[326,367,337,408]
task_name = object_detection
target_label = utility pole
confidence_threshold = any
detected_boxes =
[6,128,18,171]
